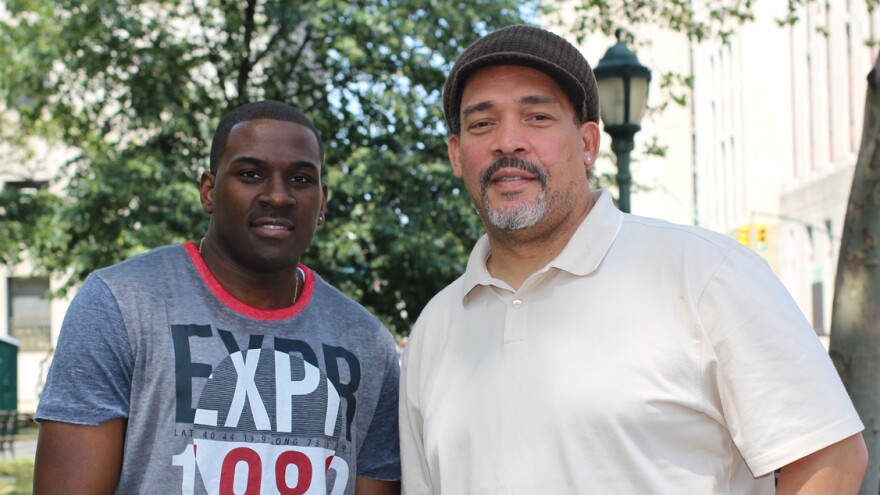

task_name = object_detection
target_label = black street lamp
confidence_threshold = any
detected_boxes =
[593,29,652,213]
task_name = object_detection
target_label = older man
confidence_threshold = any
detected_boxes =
[400,25,866,494]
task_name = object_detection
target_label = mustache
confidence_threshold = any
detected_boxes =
[479,156,548,190]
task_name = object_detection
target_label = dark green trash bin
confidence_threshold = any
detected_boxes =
[0,335,19,450]
[0,335,18,452]
[0,335,17,411]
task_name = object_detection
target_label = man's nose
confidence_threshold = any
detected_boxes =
[259,175,295,208]
[492,119,529,156]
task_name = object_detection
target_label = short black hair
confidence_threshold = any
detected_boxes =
[209,100,324,173]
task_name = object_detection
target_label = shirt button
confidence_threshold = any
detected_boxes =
[512,299,523,308]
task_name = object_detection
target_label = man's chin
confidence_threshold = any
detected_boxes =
[485,208,544,231]
[249,250,302,272]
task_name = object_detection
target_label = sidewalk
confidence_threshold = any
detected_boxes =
[0,436,36,493]
[2,437,37,461]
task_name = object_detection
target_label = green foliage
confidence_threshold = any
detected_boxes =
[550,0,879,49]
[0,0,527,335]
[0,184,59,269]
[543,0,757,45]
[0,457,34,495]
[313,150,483,331]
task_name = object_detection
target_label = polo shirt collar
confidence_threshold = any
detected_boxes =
[550,189,623,276]
[461,233,494,295]
[460,189,623,299]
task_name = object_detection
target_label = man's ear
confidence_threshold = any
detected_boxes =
[448,135,463,178]
[581,121,601,167]
[199,171,216,214]
[320,183,329,220]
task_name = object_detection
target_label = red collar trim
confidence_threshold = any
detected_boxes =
[183,241,315,321]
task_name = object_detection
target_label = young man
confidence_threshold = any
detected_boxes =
[400,25,867,494]
[34,101,401,494]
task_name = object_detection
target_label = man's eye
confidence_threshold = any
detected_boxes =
[290,175,313,183]
[240,170,262,180]
[468,120,493,130]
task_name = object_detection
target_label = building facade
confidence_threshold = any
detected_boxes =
[558,0,879,340]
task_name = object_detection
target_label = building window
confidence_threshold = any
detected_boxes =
[8,277,52,352]
[3,180,48,194]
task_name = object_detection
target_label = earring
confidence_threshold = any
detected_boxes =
[585,153,592,162]
[318,215,325,224]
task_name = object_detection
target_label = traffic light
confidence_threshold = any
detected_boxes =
[756,224,767,250]
[737,224,750,246]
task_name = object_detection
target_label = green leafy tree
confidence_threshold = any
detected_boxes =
[0,183,59,267]
[550,0,773,43]
[0,0,527,335]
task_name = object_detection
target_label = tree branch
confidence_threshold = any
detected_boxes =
[236,0,258,100]
[279,27,313,85]
[194,1,229,105]
[869,52,879,89]
[252,12,299,67]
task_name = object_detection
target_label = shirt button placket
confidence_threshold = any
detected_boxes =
[504,297,527,343]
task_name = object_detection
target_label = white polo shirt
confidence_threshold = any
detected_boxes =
[400,189,862,494]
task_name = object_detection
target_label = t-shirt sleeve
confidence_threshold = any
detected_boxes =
[356,336,401,481]
[700,246,863,476]
[36,273,133,425]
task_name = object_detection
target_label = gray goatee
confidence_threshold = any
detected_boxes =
[479,156,549,231]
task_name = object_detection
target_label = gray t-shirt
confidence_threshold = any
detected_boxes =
[38,243,400,494]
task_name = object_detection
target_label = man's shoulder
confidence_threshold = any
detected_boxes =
[618,214,774,281]
[430,272,466,303]
[411,274,466,328]
[621,214,741,254]
[309,271,392,334]
[311,271,372,312]
[94,244,187,287]
[97,243,183,270]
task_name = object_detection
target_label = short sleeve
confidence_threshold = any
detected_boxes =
[356,341,401,481]
[700,246,863,476]
[36,274,134,425]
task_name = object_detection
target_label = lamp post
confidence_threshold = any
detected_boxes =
[593,29,652,213]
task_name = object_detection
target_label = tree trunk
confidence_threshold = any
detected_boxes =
[829,52,880,495]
